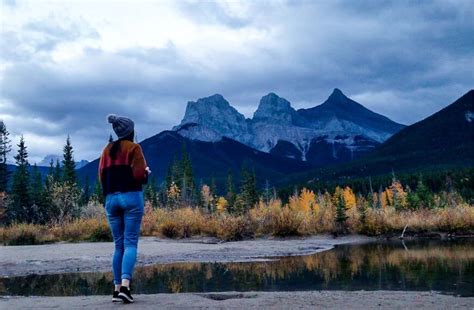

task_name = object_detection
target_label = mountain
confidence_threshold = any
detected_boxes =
[297,88,404,140]
[174,89,405,166]
[37,154,89,169]
[77,89,472,189]
[284,89,474,182]
[173,94,251,143]
[77,131,312,189]
[366,89,474,169]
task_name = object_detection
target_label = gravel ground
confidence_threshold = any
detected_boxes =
[2,290,473,309]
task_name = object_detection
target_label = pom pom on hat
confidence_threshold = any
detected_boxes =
[106,113,134,139]
[107,114,117,124]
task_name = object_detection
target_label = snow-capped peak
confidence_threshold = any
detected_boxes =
[173,89,405,164]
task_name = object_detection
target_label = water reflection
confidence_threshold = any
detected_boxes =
[1,239,473,297]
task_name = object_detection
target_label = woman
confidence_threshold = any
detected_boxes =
[99,114,150,303]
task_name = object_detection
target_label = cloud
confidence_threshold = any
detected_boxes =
[1,0,16,7]
[175,0,254,29]
[1,0,473,163]
[1,14,99,62]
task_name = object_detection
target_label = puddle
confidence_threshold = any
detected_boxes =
[1,239,473,297]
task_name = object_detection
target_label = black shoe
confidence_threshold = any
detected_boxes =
[118,286,134,304]
[112,291,121,302]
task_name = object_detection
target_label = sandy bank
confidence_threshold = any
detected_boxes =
[2,290,473,309]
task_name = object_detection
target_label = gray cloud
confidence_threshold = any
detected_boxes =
[175,1,253,28]
[0,16,99,62]
[1,0,473,162]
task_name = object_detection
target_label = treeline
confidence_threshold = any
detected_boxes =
[145,144,260,214]
[0,121,102,225]
[1,118,473,228]
[277,168,474,205]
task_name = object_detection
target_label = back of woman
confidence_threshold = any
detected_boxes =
[99,114,150,304]
[100,139,147,195]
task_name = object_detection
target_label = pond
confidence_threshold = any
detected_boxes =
[1,239,473,297]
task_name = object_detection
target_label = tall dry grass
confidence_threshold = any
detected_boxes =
[1,192,473,245]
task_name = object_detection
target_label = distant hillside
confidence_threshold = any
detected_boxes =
[37,154,89,169]
[77,131,312,189]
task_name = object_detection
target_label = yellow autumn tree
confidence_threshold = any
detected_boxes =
[382,189,391,208]
[332,186,345,207]
[216,196,228,213]
[343,186,356,209]
[289,188,317,213]
[289,191,300,211]
[167,181,181,208]
[201,184,214,212]
[299,188,316,213]
[389,180,407,210]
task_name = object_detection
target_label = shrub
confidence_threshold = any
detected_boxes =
[160,219,182,238]
[141,203,166,236]
[50,182,81,224]
[216,215,247,241]
[271,205,303,237]
[80,201,106,219]
[1,223,43,245]
[87,219,112,242]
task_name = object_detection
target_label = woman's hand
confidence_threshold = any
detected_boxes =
[145,166,152,175]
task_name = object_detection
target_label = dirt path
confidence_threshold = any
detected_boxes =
[2,290,473,309]
[0,235,371,277]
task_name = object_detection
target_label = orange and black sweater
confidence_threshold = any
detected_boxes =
[98,140,148,196]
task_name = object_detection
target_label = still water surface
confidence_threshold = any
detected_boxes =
[1,239,473,297]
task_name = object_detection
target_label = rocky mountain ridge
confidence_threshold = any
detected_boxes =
[174,89,405,166]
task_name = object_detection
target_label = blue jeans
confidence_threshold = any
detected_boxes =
[105,191,144,285]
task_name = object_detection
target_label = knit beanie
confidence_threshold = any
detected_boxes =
[107,114,134,139]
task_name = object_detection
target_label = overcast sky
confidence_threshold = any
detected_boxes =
[1,0,473,163]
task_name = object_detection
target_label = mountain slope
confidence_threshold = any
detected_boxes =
[77,131,312,188]
[297,88,404,141]
[283,89,474,182]
[368,89,474,167]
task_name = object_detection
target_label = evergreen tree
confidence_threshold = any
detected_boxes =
[181,144,195,202]
[334,186,348,231]
[92,181,104,204]
[0,121,11,192]
[166,155,182,190]
[226,170,236,213]
[53,159,62,183]
[80,176,91,206]
[48,159,54,175]
[240,166,258,211]
[367,176,374,209]
[44,159,55,191]
[30,164,47,223]
[376,185,383,209]
[62,136,76,185]
[357,194,368,228]
[263,179,271,204]
[210,175,217,197]
[9,136,31,223]
[144,176,158,208]
[30,164,43,205]
[406,185,421,210]
[416,178,434,209]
